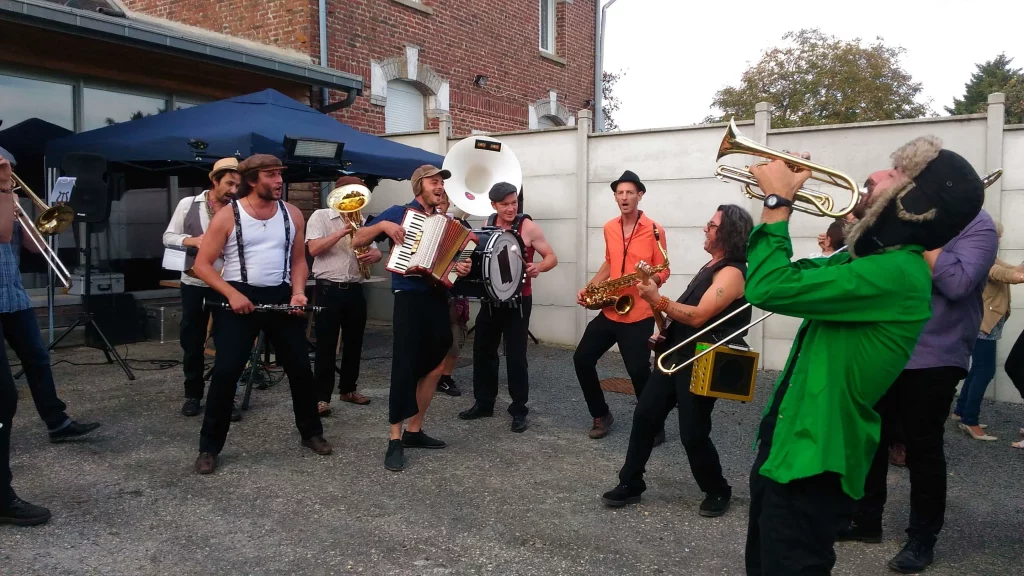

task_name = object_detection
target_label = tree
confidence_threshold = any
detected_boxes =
[602,69,624,131]
[704,29,931,128]
[946,54,1024,124]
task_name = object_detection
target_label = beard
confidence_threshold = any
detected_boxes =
[256,186,279,201]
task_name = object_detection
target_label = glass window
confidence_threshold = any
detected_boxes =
[0,73,74,131]
[539,0,555,53]
[83,87,167,131]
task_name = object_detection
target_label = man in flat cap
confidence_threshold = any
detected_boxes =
[163,157,241,419]
[306,175,382,416]
[191,154,331,474]
[458,181,557,433]
[352,164,471,472]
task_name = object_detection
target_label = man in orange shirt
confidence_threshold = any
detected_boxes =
[574,170,669,440]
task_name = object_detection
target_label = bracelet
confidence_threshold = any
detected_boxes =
[654,296,670,313]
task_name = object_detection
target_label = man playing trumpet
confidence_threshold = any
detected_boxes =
[573,170,669,440]
[740,138,984,575]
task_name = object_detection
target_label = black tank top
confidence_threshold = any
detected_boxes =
[658,258,752,366]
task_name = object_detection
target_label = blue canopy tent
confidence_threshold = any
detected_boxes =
[44,88,444,186]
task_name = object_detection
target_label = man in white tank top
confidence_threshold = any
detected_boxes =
[191,154,331,474]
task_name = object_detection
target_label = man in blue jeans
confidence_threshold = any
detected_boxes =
[0,146,100,443]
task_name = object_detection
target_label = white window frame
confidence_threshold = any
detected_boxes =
[539,0,555,53]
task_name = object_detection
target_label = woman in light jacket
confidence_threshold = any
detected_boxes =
[953,221,1024,441]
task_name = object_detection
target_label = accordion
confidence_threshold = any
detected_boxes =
[385,209,477,288]
[689,342,759,403]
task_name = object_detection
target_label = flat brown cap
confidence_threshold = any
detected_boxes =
[335,175,366,188]
[411,164,450,190]
[238,154,286,175]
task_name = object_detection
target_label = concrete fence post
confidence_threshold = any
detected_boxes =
[985,93,1005,219]
[750,101,772,369]
[576,109,593,343]
[436,113,452,155]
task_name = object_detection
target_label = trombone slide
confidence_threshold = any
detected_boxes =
[13,203,73,289]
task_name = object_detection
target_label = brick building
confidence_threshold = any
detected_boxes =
[120,0,597,136]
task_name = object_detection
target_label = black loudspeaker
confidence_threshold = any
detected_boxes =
[63,153,111,223]
[83,293,146,347]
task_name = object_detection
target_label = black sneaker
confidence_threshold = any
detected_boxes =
[49,421,101,443]
[836,520,883,543]
[230,403,242,422]
[511,414,528,433]
[384,439,405,472]
[699,492,731,517]
[887,538,934,574]
[459,403,494,420]
[181,398,202,417]
[0,493,52,526]
[402,430,446,449]
[601,484,644,507]
[437,376,462,397]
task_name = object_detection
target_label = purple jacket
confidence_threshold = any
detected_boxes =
[905,210,998,371]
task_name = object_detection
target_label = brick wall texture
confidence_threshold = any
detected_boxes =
[122,0,596,137]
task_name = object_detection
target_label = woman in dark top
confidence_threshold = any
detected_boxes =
[601,204,754,518]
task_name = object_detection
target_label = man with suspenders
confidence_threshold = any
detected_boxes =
[191,154,331,474]
[458,182,557,432]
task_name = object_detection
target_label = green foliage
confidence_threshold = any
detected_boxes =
[705,29,931,128]
[602,70,623,131]
[946,54,1024,124]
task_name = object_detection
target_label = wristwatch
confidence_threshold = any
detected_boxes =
[764,194,794,210]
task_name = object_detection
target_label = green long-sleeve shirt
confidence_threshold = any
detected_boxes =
[745,221,933,499]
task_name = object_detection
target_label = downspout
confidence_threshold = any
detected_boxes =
[594,0,618,133]
[319,0,329,107]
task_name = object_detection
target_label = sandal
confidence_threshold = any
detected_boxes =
[317,401,332,416]
[958,423,997,441]
[1012,439,1024,449]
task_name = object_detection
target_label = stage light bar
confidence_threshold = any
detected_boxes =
[283,136,344,162]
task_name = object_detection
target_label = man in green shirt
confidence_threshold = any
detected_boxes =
[741,137,985,575]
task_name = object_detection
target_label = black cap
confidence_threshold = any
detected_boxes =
[610,170,645,193]
[488,181,518,202]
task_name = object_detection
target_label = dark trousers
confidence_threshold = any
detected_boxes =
[0,308,70,431]
[955,338,996,426]
[1,331,16,504]
[389,290,452,424]
[180,283,214,400]
[472,296,532,416]
[854,366,963,547]
[618,366,730,494]
[1004,330,1024,398]
[199,283,322,455]
[313,281,367,402]
[745,444,850,576]
[573,314,655,418]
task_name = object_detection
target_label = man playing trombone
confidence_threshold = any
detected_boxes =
[740,137,984,575]
[0,147,100,444]
[601,204,753,518]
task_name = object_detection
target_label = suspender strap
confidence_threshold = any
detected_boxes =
[280,200,292,281]
[230,199,248,284]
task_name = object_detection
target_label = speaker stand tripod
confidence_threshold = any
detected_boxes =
[16,222,135,381]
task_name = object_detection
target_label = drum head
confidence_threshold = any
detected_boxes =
[481,230,525,301]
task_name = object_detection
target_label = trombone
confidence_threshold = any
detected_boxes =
[657,167,1005,375]
[10,172,74,288]
[715,118,864,219]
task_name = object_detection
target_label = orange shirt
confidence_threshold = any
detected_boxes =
[601,211,670,323]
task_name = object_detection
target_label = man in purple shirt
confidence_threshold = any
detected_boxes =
[840,208,997,573]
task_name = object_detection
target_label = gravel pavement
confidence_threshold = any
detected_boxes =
[2,326,1022,575]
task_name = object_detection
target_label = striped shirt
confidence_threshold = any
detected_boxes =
[306,209,377,283]
[0,222,33,313]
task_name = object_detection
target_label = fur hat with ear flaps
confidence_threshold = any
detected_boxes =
[845,136,985,259]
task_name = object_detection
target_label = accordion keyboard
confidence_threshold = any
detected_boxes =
[387,210,427,273]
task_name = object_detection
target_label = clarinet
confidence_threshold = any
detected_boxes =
[203,298,324,314]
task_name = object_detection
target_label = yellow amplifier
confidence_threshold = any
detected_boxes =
[689,342,759,403]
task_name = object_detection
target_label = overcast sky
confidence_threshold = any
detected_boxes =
[602,0,1024,130]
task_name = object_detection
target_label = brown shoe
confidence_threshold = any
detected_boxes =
[889,443,906,468]
[194,452,217,475]
[589,412,614,439]
[339,392,370,405]
[317,401,332,416]
[302,435,333,455]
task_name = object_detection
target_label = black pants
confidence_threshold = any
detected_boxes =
[745,443,850,576]
[853,366,963,547]
[1005,330,1024,398]
[0,309,70,431]
[573,314,655,418]
[180,283,214,400]
[618,367,729,495]
[472,296,532,416]
[199,283,322,455]
[313,281,367,402]
[1,331,16,504]
[389,289,452,424]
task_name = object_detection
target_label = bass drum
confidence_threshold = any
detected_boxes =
[452,227,526,302]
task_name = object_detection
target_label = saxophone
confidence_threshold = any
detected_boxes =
[580,227,670,315]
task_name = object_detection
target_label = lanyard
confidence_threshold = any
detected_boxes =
[620,211,643,275]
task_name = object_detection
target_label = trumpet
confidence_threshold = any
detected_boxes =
[10,173,73,288]
[715,118,864,219]
[326,182,372,280]
[657,166,1005,375]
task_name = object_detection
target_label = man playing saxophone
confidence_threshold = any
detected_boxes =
[573,170,669,440]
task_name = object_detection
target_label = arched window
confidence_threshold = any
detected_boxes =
[385,80,425,133]
[537,114,564,129]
